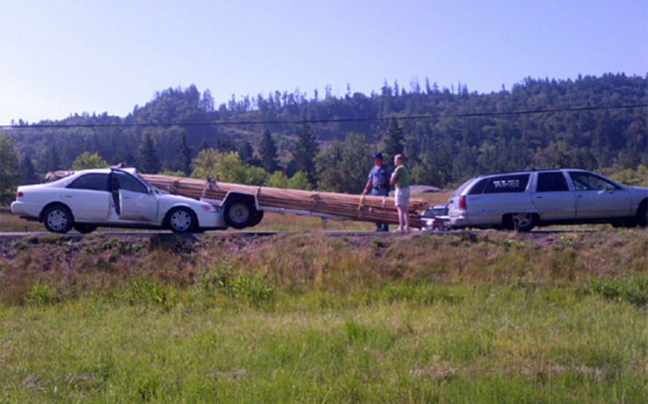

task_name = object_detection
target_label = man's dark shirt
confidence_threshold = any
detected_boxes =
[368,165,391,189]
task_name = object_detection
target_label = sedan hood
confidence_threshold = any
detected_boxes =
[157,192,216,209]
[628,186,648,194]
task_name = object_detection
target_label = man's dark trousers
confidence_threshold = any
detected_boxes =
[371,188,389,232]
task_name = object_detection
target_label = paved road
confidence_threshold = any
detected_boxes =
[0,229,596,241]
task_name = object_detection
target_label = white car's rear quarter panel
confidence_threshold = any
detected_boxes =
[11,183,64,219]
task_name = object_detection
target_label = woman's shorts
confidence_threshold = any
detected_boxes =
[395,187,411,207]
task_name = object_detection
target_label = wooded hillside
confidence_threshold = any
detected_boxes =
[3,73,647,191]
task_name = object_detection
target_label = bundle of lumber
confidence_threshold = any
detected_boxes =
[47,171,428,227]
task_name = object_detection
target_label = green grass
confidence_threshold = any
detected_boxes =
[0,231,647,403]
[1,286,647,403]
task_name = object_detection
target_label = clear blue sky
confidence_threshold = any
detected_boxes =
[1,0,646,124]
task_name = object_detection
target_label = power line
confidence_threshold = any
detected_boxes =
[2,103,646,130]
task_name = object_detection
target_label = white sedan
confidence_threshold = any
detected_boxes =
[11,168,230,234]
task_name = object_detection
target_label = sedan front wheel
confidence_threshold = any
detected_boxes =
[637,201,648,228]
[166,208,197,233]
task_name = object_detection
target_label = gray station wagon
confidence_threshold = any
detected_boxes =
[447,169,648,231]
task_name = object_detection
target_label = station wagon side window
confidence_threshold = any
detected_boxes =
[67,174,110,192]
[114,171,148,193]
[568,172,619,191]
[536,172,569,192]
[483,174,530,194]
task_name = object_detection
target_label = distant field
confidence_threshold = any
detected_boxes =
[0,230,646,403]
[0,207,43,232]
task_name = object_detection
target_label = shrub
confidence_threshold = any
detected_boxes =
[589,275,648,307]
[26,282,59,305]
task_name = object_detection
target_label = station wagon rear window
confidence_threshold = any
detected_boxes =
[483,174,530,194]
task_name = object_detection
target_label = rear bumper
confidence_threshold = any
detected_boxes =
[448,214,469,227]
[10,201,41,220]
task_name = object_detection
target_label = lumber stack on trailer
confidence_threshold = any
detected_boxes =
[143,174,426,227]
[48,171,428,227]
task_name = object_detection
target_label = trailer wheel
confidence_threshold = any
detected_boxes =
[224,195,255,229]
[248,209,264,227]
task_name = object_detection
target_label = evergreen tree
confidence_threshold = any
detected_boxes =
[200,89,215,112]
[259,129,280,173]
[41,145,61,173]
[18,154,38,185]
[382,117,405,163]
[291,121,319,185]
[317,133,373,193]
[138,132,161,173]
[198,139,210,152]
[176,133,192,175]
[238,141,254,164]
[0,133,20,204]
[114,149,137,167]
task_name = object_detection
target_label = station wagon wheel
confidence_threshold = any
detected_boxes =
[166,207,197,233]
[510,213,537,232]
[43,205,74,234]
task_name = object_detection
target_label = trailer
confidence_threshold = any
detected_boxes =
[143,173,428,229]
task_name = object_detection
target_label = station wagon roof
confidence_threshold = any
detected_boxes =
[476,168,588,178]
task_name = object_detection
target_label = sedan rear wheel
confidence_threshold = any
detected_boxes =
[167,208,197,233]
[43,205,74,234]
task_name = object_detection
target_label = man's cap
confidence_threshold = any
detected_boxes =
[373,152,383,159]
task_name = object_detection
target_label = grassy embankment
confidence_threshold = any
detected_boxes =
[0,230,647,403]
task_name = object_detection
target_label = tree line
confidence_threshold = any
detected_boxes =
[1,73,646,203]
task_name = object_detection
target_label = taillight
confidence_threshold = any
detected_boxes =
[16,191,24,198]
[459,195,467,210]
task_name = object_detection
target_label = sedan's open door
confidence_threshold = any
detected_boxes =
[111,169,159,223]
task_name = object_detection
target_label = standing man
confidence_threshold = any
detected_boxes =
[362,152,391,232]
[390,154,411,233]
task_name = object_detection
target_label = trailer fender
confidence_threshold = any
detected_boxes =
[223,192,260,210]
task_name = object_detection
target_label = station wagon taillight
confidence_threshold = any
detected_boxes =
[459,195,467,210]
[16,191,24,198]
